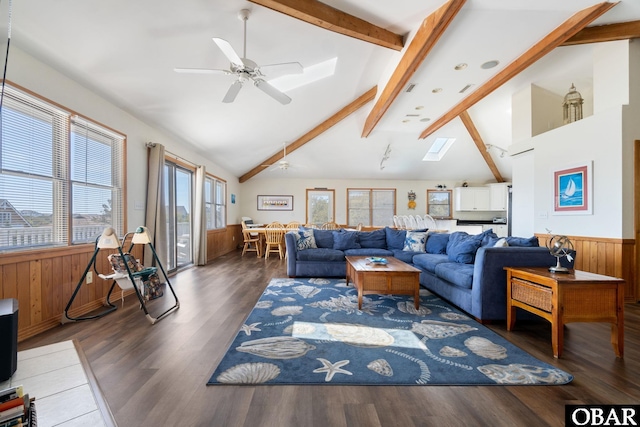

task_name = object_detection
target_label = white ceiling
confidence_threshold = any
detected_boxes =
[3,0,639,182]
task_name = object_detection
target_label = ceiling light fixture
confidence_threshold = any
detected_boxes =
[380,144,391,170]
[481,60,499,69]
[432,88,442,93]
[485,143,507,158]
[420,118,431,122]
[459,84,474,94]
[415,106,424,110]
[454,63,467,70]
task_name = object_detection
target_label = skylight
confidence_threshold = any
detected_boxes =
[423,137,455,161]
[269,57,337,92]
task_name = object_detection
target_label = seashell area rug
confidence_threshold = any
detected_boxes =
[207,278,572,386]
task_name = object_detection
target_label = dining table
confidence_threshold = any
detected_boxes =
[245,225,291,258]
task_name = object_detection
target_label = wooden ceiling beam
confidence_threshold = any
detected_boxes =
[361,0,466,138]
[419,1,617,140]
[247,0,404,51]
[239,86,377,183]
[459,110,504,183]
[562,20,640,46]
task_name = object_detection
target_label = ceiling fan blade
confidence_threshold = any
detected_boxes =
[174,67,230,75]
[253,79,291,105]
[212,38,243,66]
[222,81,243,103]
[258,62,303,79]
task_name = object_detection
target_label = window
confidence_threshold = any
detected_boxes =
[0,85,125,251]
[205,175,226,230]
[427,189,452,219]
[165,161,193,271]
[347,188,395,227]
[306,189,334,226]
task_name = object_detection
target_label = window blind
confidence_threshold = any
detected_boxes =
[0,84,125,251]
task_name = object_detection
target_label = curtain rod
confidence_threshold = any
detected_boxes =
[146,142,198,167]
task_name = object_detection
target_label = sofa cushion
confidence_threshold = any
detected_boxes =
[384,227,406,250]
[446,232,482,264]
[506,236,539,247]
[357,228,387,249]
[344,248,393,257]
[391,249,421,264]
[403,230,427,252]
[296,248,346,262]
[291,229,317,250]
[412,253,450,273]
[313,229,335,248]
[332,230,361,250]
[434,262,475,289]
[426,232,450,254]
[479,228,499,247]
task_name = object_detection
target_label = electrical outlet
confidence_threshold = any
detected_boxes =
[86,271,93,284]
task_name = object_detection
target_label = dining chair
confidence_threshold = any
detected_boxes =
[241,221,261,257]
[320,222,340,230]
[415,215,426,230]
[264,222,285,259]
[423,214,438,230]
[392,215,400,229]
[285,221,301,230]
[356,223,363,231]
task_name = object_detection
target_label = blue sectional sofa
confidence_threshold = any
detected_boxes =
[285,227,574,322]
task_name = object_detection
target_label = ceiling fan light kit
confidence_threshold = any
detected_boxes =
[175,8,303,105]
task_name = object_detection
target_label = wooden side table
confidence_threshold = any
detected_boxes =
[505,267,624,358]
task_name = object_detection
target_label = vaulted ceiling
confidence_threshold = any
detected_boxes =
[4,0,640,182]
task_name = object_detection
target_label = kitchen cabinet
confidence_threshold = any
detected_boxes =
[455,187,490,211]
[487,183,510,211]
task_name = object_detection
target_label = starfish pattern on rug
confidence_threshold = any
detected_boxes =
[240,322,262,335]
[313,358,352,381]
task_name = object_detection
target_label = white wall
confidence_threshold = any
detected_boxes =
[594,41,630,112]
[7,47,241,230]
[531,84,564,137]
[511,150,535,237]
[238,178,501,226]
[509,39,640,240]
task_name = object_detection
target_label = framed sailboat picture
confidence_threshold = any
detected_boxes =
[553,161,592,214]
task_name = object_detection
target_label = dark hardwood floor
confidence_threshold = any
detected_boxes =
[19,251,640,427]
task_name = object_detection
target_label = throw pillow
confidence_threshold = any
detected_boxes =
[384,226,406,250]
[384,227,407,250]
[293,228,317,250]
[506,236,539,247]
[426,232,450,254]
[332,230,361,250]
[479,228,499,247]
[358,228,387,249]
[493,237,509,247]
[446,232,482,263]
[403,230,427,252]
[313,228,335,248]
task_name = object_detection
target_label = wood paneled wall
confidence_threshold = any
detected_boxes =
[536,233,636,302]
[0,225,242,342]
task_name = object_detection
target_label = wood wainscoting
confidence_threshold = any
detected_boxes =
[1,224,242,342]
[536,233,636,302]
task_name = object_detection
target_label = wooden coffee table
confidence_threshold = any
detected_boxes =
[505,267,625,358]
[346,256,421,310]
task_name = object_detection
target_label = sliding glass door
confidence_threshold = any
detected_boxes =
[164,161,193,271]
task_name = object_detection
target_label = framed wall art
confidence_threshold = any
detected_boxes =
[553,161,592,215]
[257,195,294,211]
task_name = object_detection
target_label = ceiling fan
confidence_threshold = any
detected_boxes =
[263,143,291,171]
[174,9,303,104]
